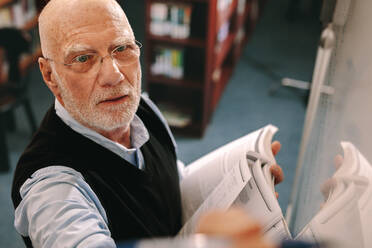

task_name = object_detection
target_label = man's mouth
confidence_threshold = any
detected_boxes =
[99,95,128,105]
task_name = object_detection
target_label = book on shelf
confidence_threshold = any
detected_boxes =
[146,0,259,136]
[0,48,9,83]
[150,2,192,39]
[0,0,36,28]
[176,125,372,248]
[250,0,259,22]
[215,20,231,54]
[237,0,247,15]
[0,7,11,27]
[234,27,245,45]
[151,46,184,79]
[157,102,192,128]
[217,21,230,43]
[217,0,233,12]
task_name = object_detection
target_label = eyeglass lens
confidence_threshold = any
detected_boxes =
[69,43,141,74]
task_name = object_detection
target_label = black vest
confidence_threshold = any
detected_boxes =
[12,99,182,246]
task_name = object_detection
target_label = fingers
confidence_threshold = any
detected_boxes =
[275,192,279,199]
[333,154,344,170]
[233,236,275,248]
[320,178,337,199]
[196,208,262,238]
[271,141,281,156]
[271,141,283,186]
[270,164,284,185]
[196,208,275,248]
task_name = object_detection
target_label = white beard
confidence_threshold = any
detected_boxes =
[54,71,140,132]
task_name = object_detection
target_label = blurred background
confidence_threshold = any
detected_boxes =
[4,0,369,247]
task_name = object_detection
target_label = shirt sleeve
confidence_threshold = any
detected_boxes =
[14,166,116,248]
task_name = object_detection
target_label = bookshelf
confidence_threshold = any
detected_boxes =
[145,0,264,137]
[0,0,40,79]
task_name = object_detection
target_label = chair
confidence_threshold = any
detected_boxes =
[0,28,37,172]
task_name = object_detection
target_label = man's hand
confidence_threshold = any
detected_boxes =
[270,141,284,185]
[196,208,275,248]
[270,141,284,198]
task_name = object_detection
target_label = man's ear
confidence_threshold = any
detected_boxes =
[38,57,63,103]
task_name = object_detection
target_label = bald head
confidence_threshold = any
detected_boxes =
[39,0,133,58]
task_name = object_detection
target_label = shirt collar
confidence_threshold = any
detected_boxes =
[54,99,149,158]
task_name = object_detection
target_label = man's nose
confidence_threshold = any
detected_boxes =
[97,56,124,86]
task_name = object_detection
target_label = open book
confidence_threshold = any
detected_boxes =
[179,125,372,248]
[179,125,291,242]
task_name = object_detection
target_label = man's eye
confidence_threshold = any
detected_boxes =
[74,55,90,63]
[115,45,127,53]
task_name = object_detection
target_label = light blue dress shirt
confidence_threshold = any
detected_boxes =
[14,95,184,248]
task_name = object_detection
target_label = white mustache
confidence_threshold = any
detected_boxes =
[94,85,133,104]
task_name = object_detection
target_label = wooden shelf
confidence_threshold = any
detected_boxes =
[145,0,265,136]
[148,75,203,90]
[152,0,207,3]
[236,3,251,30]
[232,32,249,63]
[0,0,13,8]
[214,32,236,70]
[0,0,38,30]
[211,65,234,111]
[216,0,238,32]
[149,34,205,48]
[21,16,38,31]
[170,123,204,137]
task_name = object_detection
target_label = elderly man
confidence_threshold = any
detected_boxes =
[11,0,283,247]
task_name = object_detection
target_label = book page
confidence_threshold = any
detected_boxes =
[179,158,251,236]
[180,129,262,223]
[233,158,292,241]
[179,125,284,237]
[183,128,262,176]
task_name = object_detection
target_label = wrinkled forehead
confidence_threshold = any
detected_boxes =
[60,18,134,55]
[39,0,134,58]
[58,1,131,33]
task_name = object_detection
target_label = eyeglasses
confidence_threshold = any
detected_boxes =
[45,40,142,74]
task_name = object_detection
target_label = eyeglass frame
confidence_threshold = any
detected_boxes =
[44,40,143,73]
